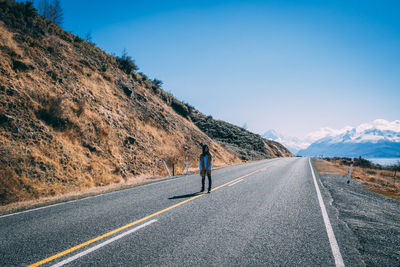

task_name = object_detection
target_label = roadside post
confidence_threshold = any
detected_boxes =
[163,160,171,177]
[347,158,354,184]
[185,156,189,175]
[184,145,189,175]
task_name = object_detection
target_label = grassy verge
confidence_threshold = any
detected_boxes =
[313,158,400,200]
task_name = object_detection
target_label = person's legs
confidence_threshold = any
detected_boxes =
[201,176,205,192]
[207,174,212,192]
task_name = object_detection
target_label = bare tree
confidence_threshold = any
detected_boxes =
[37,0,50,20]
[85,31,93,43]
[36,0,63,25]
[50,0,63,25]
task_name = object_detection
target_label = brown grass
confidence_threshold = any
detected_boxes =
[314,159,400,200]
[0,173,157,215]
[0,22,23,56]
[0,4,281,214]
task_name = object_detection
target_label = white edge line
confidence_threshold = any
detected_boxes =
[0,171,204,219]
[228,179,244,186]
[0,175,192,219]
[1,159,277,219]
[51,219,157,267]
[309,158,345,267]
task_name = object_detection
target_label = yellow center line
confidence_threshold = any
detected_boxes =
[29,164,269,267]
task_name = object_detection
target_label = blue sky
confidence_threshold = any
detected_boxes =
[44,0,400,137]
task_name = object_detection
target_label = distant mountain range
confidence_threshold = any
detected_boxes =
[262,130,308,154]
[263,119,400,158]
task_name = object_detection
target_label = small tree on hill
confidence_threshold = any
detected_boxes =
[37,0,63,25]
[152,78,163,88]
[85,31,93,43]
[116,49,138,75]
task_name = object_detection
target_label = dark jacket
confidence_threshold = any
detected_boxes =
[199,153,212,176]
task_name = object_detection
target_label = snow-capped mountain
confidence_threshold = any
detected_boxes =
[297,119,400,157]
[264,119,400,157]
[262,130,309,154]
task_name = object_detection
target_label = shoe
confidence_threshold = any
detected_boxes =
[200,188,204,192]
[207,190,211,193]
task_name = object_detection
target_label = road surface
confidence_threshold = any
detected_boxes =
[0,157,363,266]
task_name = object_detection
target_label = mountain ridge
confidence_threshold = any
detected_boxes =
[297,120,400,157]
[264,119,400,157]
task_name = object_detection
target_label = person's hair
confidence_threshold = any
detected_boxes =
[202,144,210,156]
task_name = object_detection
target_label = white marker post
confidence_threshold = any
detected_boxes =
[183,145,189,175]
[163,160,171,177]
[186,156,189,175]
[347,158,354,184]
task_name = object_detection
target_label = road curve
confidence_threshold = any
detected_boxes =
[0,158,363,266]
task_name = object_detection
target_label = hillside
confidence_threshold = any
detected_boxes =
[0,1,292,205]
[188,110,292,159]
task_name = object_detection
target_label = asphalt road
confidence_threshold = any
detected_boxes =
[0,158,364,266]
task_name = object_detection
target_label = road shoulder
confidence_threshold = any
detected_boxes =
[312,160,400,266]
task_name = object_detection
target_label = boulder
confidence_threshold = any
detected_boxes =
[0,114,14,124]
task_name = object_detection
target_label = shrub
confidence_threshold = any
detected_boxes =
[354,156,373,168]
[152,78,163,88]
[183,102,194,114]
[74,36,83,43]
[171,99,189,118]
[116,50,138,75]
[12,59,34,72]
[76,98,86,117]
[151,85,160,94]
[36,95,70,130]
[138,72,148,82]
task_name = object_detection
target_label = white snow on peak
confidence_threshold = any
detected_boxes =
[306,119,400,144]
[305,126,353,143]
[263,119,400,153]
[357,119,400,132]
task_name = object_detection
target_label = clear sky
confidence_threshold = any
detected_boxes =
[47,0,400,137]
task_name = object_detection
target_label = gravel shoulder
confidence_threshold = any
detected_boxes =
[316,168,400,266]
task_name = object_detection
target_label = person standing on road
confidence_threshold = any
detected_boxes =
[199,144,213,193]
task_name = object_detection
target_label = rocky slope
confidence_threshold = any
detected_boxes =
[0,1,292,205]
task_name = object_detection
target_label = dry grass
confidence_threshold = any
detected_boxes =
[0,173,157,215]
[314,159,400,200]
[0,22,23,56]
[0,3,280,212]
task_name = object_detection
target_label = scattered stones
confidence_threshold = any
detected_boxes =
[136,93,147,102]
[121,84,133,97]
[6,86,18,96]
[0,114,14,124]
[124,136,136,146]
[12,59,34,72]
[82,141,96,152]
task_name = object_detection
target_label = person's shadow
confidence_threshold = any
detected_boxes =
[168,192,201,199]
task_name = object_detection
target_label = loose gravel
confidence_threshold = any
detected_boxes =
[319,173,400,266]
